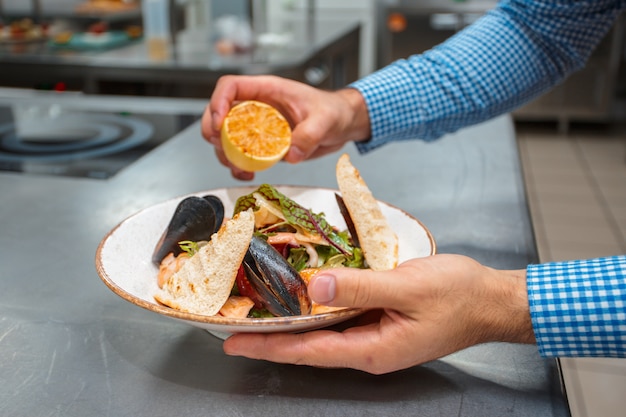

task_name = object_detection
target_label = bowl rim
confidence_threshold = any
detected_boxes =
[94,185,436,327]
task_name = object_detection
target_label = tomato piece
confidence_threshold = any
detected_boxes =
[235,265,264,309]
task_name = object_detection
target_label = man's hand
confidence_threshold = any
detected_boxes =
[202,75,371,180]
[223,254,536,374]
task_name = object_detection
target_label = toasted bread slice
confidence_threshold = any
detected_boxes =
[154,209,255,315]
[336,154,398,271]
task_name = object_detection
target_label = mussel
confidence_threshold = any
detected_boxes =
[242,235,312,316]
[152,195,224,264]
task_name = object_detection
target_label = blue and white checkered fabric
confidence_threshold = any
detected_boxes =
[527,256,626,357]
[348,0,626,358]
[351,0,626,153]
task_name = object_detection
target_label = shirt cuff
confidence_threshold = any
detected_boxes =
[527,256,626,358]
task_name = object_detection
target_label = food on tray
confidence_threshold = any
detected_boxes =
[53,31,73,45]
[88,21,109,35]
[50,21,141,48]
[75,0,139,14]
[0,18,48,43]
[153,154,399,319]
[221,100,292,172]
[336,154,399,271]
[125,25,142,39]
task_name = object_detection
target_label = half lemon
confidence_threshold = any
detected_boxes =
[221,100,292,172]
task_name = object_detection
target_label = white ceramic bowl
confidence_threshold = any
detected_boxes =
[95,186,436,337]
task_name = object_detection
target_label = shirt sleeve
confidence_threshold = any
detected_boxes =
[527,256,626,358]
[350,0,626,153]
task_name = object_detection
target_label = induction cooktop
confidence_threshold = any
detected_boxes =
[0,100,201,179]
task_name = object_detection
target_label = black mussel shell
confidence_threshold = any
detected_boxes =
[335,193,360,248]
[243,236,312,316]
[202,194,224,222]
[152,195,224,264]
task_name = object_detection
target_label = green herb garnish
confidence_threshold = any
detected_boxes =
[178,240,200,256]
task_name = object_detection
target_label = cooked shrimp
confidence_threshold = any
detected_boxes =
[267,233,319,267]
[219,295,255,318]
[267,232,298,246]
[312,304,345,315]
[157,252,190,288]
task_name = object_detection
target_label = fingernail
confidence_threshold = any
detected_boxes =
[309,274,336,304]
[286,146,305,163]
[233,170,254,181]
[211,112,221,131]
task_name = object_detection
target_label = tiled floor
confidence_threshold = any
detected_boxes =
[517,121,626,262]
[516,121,626,417]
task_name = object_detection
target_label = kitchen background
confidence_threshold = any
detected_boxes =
[1,1,624,416]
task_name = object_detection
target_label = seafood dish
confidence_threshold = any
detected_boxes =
[152,154,398,319]
[153,184,367,318]
[95,187,435,335]
[95,153,435,335]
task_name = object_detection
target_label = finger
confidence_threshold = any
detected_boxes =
[232,169,255,181]
[213,146,229,166]
[205,121,254,179]
[304,143,346,161]
[213,148,255,181]
[309,268,414,311]
[209,75,283,132]
[223,325,396,374]
[286,112,344,163]
[200,104,218,142]
[202,128,222,150]
[286,121,319,163]
[208,76,241,133]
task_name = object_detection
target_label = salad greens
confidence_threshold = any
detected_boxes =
[233,184,365,271]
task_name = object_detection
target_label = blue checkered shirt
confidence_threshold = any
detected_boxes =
[351,0,626,151]
[528,257,626,357]
[350,0,626,358]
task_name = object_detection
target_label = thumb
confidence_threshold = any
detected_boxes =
[286,117,334,163]
[285,121,317,163]
[308,268,405,310]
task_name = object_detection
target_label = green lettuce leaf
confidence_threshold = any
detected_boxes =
[234,184,353,255]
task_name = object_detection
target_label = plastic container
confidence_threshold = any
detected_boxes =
[142,0,171,60]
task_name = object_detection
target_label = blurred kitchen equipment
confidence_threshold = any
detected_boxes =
[0,88,205,179]
[142,0,171,60]
[377,0,626,133]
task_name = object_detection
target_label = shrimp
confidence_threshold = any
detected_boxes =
[219,295,255,318]
[267,232,319,267]
[158,251,254,318]
[157,252,190,288]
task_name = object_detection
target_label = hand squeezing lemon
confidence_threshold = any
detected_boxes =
[221,100,292,172]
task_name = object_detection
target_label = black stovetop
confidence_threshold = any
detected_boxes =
[0,103,200,179]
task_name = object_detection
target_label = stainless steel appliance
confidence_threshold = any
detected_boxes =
[376,0,626,133]
[0,89,205,178]
[376,0,497,67]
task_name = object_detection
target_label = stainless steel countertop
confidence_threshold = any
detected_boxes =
[0,94,569,416]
